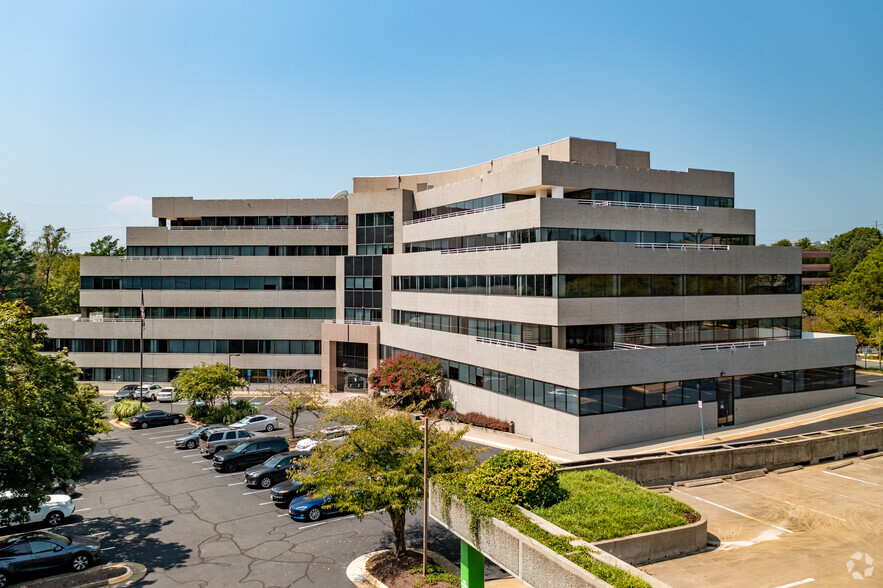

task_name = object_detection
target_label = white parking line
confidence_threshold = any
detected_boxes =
[228,481,246,486]
[822,471,879,485]
[214,473,234,477]
[78,508,91,512]
[727,485,847,522]
[202,467,214,470]
[774,579,815,588]
[672,490,794,533]
[164,446,174,449]
[101,547,115,551]
[242,490,267,495]
[73,497,85,501]
[865,378,883,383]
[151,433,187,440]
[192,461,204,464]
[259,501,273,506]
[278,512,290,517]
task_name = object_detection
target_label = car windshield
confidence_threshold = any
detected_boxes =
[263,455,285,467]
[236,417,251,424]
[231,443,250,453]
[42,532,71,545]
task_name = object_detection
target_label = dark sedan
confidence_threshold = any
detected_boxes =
[0,531,101,587]
[244,451,310,489]
[269,479,312,508]
[129,410,185,429]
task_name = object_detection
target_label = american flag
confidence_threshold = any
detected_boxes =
[140,290,146,332]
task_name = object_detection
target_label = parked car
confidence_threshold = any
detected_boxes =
[293,425,356,451]
[113,384,138,401]
[200,428,254,457]
[128,410,185,429]
[270,478,313,507]
[229,414,278,433]
[133,384,163,401]
[288,493,341,522]
[0,531,101,587]
[0,492,75,528]
[213,438,290,473]
[244,451,309,489]
[175,424,227,450]
[156,387,176,402]
[50,479,76,496]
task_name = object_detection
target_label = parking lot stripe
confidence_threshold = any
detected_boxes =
[822,471,879,485]
[259,501,273,505]
[73,497,85,501]
[228,481,246,486]
[151,434,187,440]
[214,473,234,477]
[774,579,815,588]
[164,446,175,448]
[278,513,290,517]
[101,547,116,551]
[242,490,267,495]
[202,467,214,470]
[192,461,204,463]
[728,484,847,522]
[672,490,794,533]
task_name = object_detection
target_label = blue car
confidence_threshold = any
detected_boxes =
[288,493,341,522]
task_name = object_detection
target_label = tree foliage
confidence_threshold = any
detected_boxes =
[368,353,446,411]
[828,227,882,282]
[464,450,564,509]
[86,235,126,257]
[0,212,38,307]
[291,398,480,557]
[0,303,111,524]
[266,370,329,439]
[771,238,793,247]
[172,362,247,407]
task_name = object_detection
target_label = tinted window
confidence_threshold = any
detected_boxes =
[29,540,59,554]
[0,543,30,556]
[224,432,237,440]
[237,431,250,438]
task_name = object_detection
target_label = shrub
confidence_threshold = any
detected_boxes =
[457,412,510,432]
[465,450,564,508]
[110,399,145,420]
[186,399,259,424]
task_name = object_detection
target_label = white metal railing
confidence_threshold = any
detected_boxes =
[440,244,521,255]
[475,336,538,351]
[404,203,505,225]
[168,225,347,230]
[635,243,730,251]
[700,341,767,351]
[119,256,235,260]
[578,199,699,211]
[613,342,657,350]
[328,319,373,325]
[75,316,140,323]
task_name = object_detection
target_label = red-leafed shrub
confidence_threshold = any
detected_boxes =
[457,412,510,432]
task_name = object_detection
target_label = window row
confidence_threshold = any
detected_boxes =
[393,274,801,298]
[404,227,754,252]
[356,212,394,227]
[566,317,802,351]
[356,244,394,255]
[126,245,346,257]
[393,310,553,347]
[575,188,734,208]
[76,368,322,384]
[45,338,322,355]
[412,193,532,220]
[81,275,336,291]
[176,215,348,227]
[380,346,853,415]
[88,307,336,320]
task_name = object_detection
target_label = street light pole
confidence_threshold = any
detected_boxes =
[423,416,429,576]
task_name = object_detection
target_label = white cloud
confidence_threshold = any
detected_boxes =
[107,195,151,213]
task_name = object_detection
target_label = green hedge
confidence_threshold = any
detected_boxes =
[185,399,259,424]
[110,399,146,420]
[465,449,564,508]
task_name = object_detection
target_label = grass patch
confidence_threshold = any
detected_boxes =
[532,469,698,542]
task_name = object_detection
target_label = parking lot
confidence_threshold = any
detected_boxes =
[3,398,502,587]
[642,456,883,587]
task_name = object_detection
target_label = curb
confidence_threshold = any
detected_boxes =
[17,562,146,588]
[346,549,458,588]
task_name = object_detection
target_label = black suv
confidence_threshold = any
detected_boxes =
[213,438,290,473]
[244,451,310,488]
[200,429,254,457]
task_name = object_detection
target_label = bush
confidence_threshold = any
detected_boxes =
[465,450,564,508]
[457,412,510,432]
[185,399,259,424]
[110,399,145,420]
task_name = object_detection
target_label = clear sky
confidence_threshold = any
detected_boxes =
[1,1,881,250]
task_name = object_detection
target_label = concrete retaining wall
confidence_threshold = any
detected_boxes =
[592,515,707,566]
[562,422,883,487]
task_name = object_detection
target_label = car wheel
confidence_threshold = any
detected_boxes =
[141,422,149,429]
[259,476,272,488]
[172,417,181,425]
[71,554,90,572]
[265,423,274,432]
[307,507,321,522]
[45,511,63,527]
[186,439,197,449]
[0,570,8,588]
[224,461,236,473]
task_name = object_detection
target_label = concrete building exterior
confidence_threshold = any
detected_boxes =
[38,138,856,453]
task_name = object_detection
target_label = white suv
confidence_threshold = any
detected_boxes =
[156,387,176,402]
[0,492,76,527]
[133,384,162,401]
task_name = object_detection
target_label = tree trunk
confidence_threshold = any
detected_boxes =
[387,507,407,557]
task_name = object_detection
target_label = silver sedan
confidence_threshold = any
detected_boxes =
[229,414,278,432]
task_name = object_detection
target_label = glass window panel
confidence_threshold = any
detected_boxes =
[602,386,623,412]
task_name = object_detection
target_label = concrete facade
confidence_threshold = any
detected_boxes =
[37,137,855,453]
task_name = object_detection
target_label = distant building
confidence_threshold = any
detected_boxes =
[802,250,831,289]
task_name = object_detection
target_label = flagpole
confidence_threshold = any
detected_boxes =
[139,287,144,411]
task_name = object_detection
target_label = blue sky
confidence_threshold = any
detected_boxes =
[1,1,881,250]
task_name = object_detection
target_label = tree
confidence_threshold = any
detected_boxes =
[86,235,126,257]
[291,398,479,557]
[31,225,71,288]
[0,302,111,525]
[0,212,37,306]
[266,371,328,439]
[795,237,815,249]
[841,246,883,313]
[368,353,445,410]
[771,239,793,247]
[828,227,882,282]
[171,362,247,407]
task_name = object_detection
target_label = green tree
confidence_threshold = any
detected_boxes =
[266,371,329,439]
[36,254,80,316]
[368,353,445,410]
[771,238,793,247]
[795,237,815,249]
[172,362,247,407]
[291,398,479,557]
[828,227,882,282]
[0,302,111,525]
[840,246,883,313]
[86,235,126,257]
[0,212,37,306]
[31,225,71,288]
